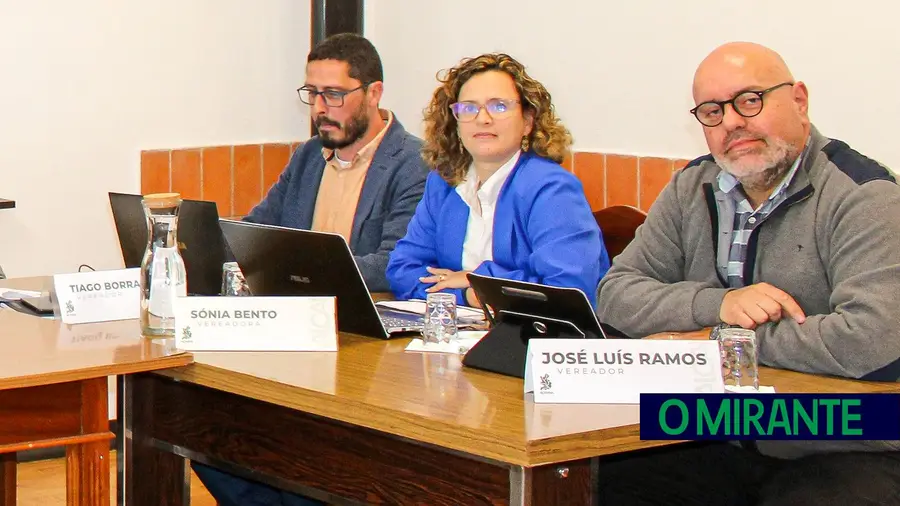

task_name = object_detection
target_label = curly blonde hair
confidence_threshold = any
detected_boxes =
[422,53,573,186]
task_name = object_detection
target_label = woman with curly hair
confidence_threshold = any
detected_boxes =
[386,53,609,307]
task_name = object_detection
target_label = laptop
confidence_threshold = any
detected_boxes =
[108,192,233,296]
[218,219,425,339]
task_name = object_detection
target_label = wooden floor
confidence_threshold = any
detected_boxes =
[14,451,216,505]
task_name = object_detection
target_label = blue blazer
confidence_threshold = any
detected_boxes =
[386,152,610,308]
[243,117,429,292]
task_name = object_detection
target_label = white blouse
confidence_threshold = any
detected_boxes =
[454,150,521,271]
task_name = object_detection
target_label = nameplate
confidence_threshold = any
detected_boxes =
[525,339,724,404]
[173,296,338,352]
[53,268,141,324]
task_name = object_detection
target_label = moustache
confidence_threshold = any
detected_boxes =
[724,130,765,149]
[315,117,341,129]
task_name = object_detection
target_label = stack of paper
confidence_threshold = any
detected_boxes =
[0,288,42,301]
[404,331,488,354]
[375,300,486,323]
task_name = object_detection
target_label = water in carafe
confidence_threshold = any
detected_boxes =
[139,193,187,338]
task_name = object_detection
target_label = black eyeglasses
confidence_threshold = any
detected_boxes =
[690,82,794,127]
[297,84,368,107]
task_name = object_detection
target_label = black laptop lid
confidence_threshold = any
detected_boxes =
[462,274,613,378]
[108,192,232,296]
[466,273,608,339]
[218,219,389,339]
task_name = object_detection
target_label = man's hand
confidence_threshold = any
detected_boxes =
[645,330,710,340]
[420,266,471,293]
[720,282,806,329]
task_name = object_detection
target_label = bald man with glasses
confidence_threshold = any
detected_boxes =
[596,42,900,505]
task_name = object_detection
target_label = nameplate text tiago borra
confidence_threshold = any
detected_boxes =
[174,296,338,352]
[53,268,141,324]
[526,338,724,404]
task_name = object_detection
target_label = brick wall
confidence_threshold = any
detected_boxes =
[141,144,693,216]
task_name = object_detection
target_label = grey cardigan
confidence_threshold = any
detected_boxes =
[597,126,900,457]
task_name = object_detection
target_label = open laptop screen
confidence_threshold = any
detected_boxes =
[108,192,232,296]
[218,219,393,339]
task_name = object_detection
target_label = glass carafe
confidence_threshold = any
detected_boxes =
[140,192,187,338]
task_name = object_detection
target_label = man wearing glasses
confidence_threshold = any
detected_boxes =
[242,32,429,293]
[596,42,900,504]
[194,33,428,506]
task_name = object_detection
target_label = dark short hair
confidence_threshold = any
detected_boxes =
[307,33,384,84]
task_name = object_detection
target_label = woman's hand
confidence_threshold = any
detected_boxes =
[464,287,480,307]
[421,266,471,293]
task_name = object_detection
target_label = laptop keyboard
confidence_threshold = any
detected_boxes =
[381,315,424,330]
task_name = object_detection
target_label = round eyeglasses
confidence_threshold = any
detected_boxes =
[690,82,794,127]
[449,98,520,122]
[297,84,368,107]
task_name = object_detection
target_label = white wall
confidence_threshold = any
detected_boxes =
[0,0,310,276]
[368,0,900,168]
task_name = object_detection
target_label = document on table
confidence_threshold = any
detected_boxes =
[0,288,42,301]
[404,330,488,354]
[375,299,486,322]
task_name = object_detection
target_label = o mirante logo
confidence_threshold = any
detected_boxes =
[639,393,900,441]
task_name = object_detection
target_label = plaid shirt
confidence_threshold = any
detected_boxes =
[717,149,805,287]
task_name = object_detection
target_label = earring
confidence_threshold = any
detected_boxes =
[521,136,530,151]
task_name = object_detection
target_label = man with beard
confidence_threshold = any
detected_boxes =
[192,33,427,506]
[595,42,900,505]
[243,33,428,292]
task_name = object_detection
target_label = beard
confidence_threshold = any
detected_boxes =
[316,102,370,150]
[714,130,800,193]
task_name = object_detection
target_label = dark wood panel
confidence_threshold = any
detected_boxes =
[66,441,110,506]
[0,382,81,446]
[529,458,596,505]
[0,432,114,454]
[67,377,111,505]
[0,199,14,210]
[16,420,119,462]
[128,441,187,506]
[592,205,646,259]
[123,371,187,506]
[311,0,363,44]
[132,372,510,506]
[310,0,364,138]
[79,377,108,433]
[0,453,14,506]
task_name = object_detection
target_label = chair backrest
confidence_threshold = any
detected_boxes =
[592,205,647,258]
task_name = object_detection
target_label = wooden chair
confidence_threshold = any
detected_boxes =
[592,205,647,259]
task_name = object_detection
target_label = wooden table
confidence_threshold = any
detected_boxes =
[0,277,192,505]
[118,330,900,506]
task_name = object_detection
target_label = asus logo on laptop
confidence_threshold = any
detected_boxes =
[289,274,311,284]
